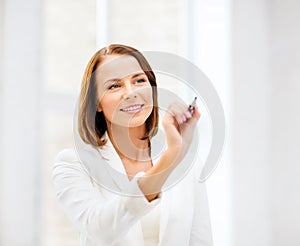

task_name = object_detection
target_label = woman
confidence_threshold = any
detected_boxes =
[53,44,213,246]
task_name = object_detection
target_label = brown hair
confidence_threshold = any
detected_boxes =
[78,44,159,147]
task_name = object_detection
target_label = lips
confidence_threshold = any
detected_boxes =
[120,104,144,113]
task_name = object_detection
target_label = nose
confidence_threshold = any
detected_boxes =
[122,83,137,100]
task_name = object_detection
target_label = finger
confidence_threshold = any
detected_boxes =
[176,111,190,124]
[188,106,201,125]
[192,106,201,119]
[184,110,192,119]
[165,102,195,126]
[175,114,183,125]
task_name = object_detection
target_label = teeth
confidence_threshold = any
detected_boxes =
[121,105,142,112]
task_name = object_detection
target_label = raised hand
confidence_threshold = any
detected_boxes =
[162,101,201,166]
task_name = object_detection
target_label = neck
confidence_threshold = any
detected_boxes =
[106,122,150,162]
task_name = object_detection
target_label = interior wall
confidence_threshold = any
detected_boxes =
[269,0,300,245]
[232,0,300,245]
[0,2,4,239]
[231,0,272,245]
[0,0,44,245]
[0,0,3,84]
[0,0,4,168]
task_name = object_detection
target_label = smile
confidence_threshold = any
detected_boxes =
[120,104,144,113]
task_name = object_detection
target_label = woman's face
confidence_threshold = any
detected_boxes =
[95,55,153,128]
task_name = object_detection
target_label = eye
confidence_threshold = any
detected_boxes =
[135,78,147,84]
[108,84,120,90]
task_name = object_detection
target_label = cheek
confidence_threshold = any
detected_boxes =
[141,86,153,104]
[144,89,154,117]
[100,95,119,119]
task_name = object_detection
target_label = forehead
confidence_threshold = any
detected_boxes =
[96,55,144,84]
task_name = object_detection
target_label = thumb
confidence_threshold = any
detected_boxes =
[188,106,201,127]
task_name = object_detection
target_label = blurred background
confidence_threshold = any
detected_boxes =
[0,0,299,245]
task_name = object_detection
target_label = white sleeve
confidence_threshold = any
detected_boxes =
[189,177,214,246]
[52,149,160,245]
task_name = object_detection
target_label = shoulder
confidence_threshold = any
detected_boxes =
[52,145,105,179]
[54,146,101,166]
[53,148,87,177]
[54,148,79,163]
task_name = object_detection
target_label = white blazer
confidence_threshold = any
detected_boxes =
[53,137,213,246]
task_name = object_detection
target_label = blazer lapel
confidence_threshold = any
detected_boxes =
[96,136,131,191]
[76,138,129,192]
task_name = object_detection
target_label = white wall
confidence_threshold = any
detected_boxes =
[0,0,3,84]
[269,0,300,245]
[232,0,300,245]
[0,0,4,169]
[0,2,4,241]
[0,0,44,245]
[232,0,272,245]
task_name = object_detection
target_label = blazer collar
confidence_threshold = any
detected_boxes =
[81,131,167,193]
[97,132,127,175]
[77,133,128,193]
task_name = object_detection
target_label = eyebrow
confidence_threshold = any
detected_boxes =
[104,72,146,85]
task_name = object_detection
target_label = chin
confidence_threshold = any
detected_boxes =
[113,115,148,128]
[128,120,147,128]
[126,117,148,128]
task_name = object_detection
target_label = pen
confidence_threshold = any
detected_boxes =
[188,97,197,115]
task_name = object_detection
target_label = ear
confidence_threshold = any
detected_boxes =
[97,103,102,112]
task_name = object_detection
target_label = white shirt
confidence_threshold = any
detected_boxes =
[141,202,161,245]
[53,136,214,246]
